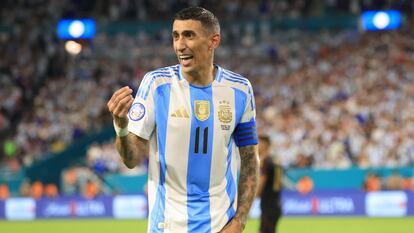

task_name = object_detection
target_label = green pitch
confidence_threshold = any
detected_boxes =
[1,217,413,233]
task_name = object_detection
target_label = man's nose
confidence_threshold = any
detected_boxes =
[176,37,186,51]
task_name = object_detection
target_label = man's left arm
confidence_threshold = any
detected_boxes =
[220,145,259,232]
[235,144,260,227]
[220,79,259,233]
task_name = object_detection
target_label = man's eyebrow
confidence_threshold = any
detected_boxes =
[172,30,196,34]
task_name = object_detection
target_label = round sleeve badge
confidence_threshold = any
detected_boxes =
[129,103,146,121]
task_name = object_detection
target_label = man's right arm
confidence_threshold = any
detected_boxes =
[115,133,147,168]
[108,86,148,169]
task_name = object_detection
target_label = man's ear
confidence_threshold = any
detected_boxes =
[209,33,221,50]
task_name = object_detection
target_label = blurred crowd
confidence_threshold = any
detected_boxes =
[363,171,413,192]
[2,0,413,24]
[0,0,68,169]
[256,29,414,169]
[87,141,147,175]
[1,1,414,196]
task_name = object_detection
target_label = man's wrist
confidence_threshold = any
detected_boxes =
[113,121,129,137]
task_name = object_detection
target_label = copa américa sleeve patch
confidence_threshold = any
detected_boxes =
[128,102,146,121]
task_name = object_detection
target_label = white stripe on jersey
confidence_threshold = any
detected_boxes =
[163,79,191,232]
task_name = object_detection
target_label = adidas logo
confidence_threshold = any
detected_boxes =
[170,107,189,118]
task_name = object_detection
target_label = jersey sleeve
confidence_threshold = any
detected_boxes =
[127,73,156,140]
[234,81,258,147]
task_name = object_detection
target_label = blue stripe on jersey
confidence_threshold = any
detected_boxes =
[225,137,236,219]
[141,72,173,100]
[187,85,213,233]
[157,67,170,71]
[138,73,154,99]
[149,83,171,233]
[223,71,255,111]
[222,76,249,87]
[225,69,245,79]
[233,88,247,125]
[137,73,150,99]
[150,71,172,76]
[222,71,248,84]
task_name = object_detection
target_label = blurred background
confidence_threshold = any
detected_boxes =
[0,0,414,232]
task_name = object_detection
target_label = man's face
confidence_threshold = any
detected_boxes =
[172,19,214,74]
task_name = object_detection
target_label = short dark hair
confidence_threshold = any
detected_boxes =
[174,6,220,34]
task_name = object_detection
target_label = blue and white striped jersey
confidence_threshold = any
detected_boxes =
[128,64,258,233]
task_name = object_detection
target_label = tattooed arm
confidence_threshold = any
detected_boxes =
[116,134,147,168]
[234,145,260,228]
[108,86,148,168]
[220,145,259,232]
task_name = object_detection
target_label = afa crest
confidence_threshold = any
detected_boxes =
[194,100,210,121]
[218,101,232,123]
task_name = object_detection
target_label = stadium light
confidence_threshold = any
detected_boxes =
[65,40,82,55]
[57,19,96,39]
[360,10,401,31]
[68,20,85,38]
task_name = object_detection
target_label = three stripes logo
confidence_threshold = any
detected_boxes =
[170,107,189,118]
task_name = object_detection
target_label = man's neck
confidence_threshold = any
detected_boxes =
[183,64,216,87]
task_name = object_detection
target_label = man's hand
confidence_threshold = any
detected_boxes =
[107,86,134,127]
[219,218,244,233]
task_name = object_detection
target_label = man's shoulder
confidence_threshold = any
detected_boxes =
[138,66,179,99]
[219,67,252,93]
[220,68,250,84]
[145,65,179,78]
[141,65,180,86]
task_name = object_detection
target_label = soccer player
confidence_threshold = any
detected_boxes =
[107,6,259,233]
[257,135,283,233]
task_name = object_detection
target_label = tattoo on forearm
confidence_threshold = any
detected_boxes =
[116,135,145,168]
[235,145,259,225]
[116,135,131,163]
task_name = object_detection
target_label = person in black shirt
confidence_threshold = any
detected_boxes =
[257,134,283,233]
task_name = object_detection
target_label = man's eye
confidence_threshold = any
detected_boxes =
[184,32,194,38]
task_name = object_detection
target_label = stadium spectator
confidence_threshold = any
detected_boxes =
[297,175,314,194]
[44,183,59,198]
[0,183,9,200]
[385,171,403,190]
[84,179,100,199]
[62,167,78,196]
[363,172,381,192]
[402,176,413,191]
[31,181,44,199]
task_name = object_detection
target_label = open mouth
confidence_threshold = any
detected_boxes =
[179,54,193,61]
